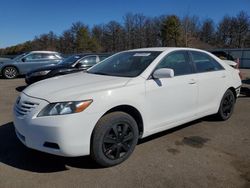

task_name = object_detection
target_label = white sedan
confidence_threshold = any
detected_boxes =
[13,48,241,167]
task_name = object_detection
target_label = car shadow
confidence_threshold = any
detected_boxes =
[138,119,203,145]
[0,122,100,173]
[240,87,250,97]
[0,116,234,173]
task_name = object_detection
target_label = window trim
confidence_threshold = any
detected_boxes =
[23,53,44,61]
[148,50,195,79]
[188,51,225,74]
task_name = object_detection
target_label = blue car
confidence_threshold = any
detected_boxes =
[0,51,63,79]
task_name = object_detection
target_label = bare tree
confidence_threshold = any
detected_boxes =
[1,11,250,55]
[181,15,200,47]
[200,19,215,45]
[216,16,234,47]
[103,21,125,52]
[234,11,250,48]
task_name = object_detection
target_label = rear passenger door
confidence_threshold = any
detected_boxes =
[189,51,227,115]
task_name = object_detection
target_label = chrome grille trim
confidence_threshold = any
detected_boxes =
[15,99,39,117]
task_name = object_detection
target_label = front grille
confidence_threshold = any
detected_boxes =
[15,98,39,117]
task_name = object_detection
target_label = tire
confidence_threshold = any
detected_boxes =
[216,89,235,121]
[91,111,139,167]
[3,66,18,79]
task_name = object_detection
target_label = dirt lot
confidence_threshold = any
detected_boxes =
[0,70,250,188]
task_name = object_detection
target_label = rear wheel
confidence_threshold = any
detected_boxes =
[217,89,235,120]
[3,66,18,79]
[91,112,139,167]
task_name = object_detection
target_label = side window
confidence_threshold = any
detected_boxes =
[156,51,192,76]
[191,51,224,73]
[41,53,58,60]
[79,56,97,66]
[25,53,44,61]
[99,55,109,61]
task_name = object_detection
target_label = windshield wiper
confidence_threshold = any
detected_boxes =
[87,71,110,76]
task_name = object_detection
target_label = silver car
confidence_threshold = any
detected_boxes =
[0,51,63,79]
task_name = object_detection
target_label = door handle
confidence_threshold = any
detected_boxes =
[188,79,196,84]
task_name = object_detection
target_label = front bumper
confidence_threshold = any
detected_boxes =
[13,93,99,157]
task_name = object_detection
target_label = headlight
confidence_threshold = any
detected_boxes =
[31,70,51,76]
[38,100,93,117]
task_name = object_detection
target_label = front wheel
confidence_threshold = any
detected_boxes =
[216,89,235,120]
[3,66,18,79]
[91,112,139,167]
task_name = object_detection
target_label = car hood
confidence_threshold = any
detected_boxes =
[23,72,131,102]
[0,59,13,64]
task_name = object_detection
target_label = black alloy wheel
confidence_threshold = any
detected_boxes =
[103,122,134,160]
[91,112,139,167]
[217,89,235,120]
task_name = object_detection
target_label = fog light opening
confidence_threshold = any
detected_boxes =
[43,142,60,150]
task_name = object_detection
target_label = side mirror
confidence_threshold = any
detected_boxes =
[75,63,82,68]
[152,68,174,79]
[21,58,26,62]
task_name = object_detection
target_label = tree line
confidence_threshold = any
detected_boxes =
[0,11,250,55]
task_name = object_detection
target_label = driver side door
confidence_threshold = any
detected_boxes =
[144,51,198,133]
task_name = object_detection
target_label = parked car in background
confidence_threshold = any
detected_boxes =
[25,53,111,84]
[210,49,250,68]
[0,57,10,61]
[210,50,243,79]
[14,48,241,167]
[0,51,63,79]
[210,51,237,67]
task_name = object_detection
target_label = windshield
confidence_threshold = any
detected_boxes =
[13,53,28,60]
[88,51,161,77]
[59,55,83,65]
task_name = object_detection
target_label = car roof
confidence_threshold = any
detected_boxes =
[127,47,208,53]
[29,51,59,54]
[74,53,112,56]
